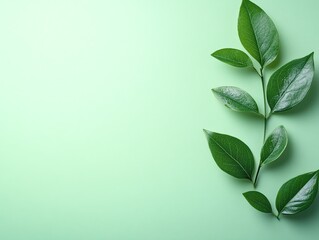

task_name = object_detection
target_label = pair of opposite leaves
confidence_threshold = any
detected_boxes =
[204,0,317,218]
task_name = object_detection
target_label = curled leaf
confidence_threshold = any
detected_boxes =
[261,126,288,165]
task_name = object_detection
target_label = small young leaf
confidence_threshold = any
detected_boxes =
[243,191,272,213]
[212,86,259,115]
[238,0,279,67]
[212,48,253,68]
[276,171,319,216]
[261,126,288,165]
[267,53,315,113]
[203,130,255,180]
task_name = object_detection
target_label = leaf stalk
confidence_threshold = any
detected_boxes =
[273,212,280,221]
[253,163,262,188]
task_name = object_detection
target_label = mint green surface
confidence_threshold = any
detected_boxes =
[0,0,318,239]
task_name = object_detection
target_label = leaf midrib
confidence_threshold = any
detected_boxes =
[210,135,251,179]
[215,54,248,66]
[249,197,270,212]
[272,57,310,112]
[279,172,318,215]
[243,0,263,66]
[262,136,280,163]
[262,130,285,163]
[214,89,257,112]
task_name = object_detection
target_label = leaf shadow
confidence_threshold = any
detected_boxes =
[220,106,264,124]
[217,171,254,192]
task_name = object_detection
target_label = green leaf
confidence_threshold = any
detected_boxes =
[243,191,272,213]
[212,86,259,115]
[260,126,288,165]
[203,130,255,180]
[267,53,315,113]
[238,0,279,67]
[212,48,253,68]
[276,171,319,216]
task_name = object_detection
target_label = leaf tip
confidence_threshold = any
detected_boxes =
[203,129,210,136]
[307,52,315,60]
[278,125,287,133]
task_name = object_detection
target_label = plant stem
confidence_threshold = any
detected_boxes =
[253,67,267,187]
[260,68,267,142]
[273,212,280,221]
[253,163,261,188]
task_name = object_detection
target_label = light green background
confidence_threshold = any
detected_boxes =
[0,0,319,239]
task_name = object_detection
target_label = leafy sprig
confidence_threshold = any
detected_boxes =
[204,0,317,219]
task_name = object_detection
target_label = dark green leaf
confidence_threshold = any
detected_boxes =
[238,0,279,67]
[212,86,259,115]
[203,130,254,180]
[267,53,315,113]
[261,126,288,165]
[243,191,272,213]
[276,171,319,216]
[212,48,253,68]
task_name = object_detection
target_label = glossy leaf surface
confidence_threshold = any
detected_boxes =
[238,0,279,67]
[243,191,272,213]
[212,86,259,114]
[261,126,288,165]
[212,48,253,68]
[204,130,254,180]
[267,53,315,113]
[276,171,319,216]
